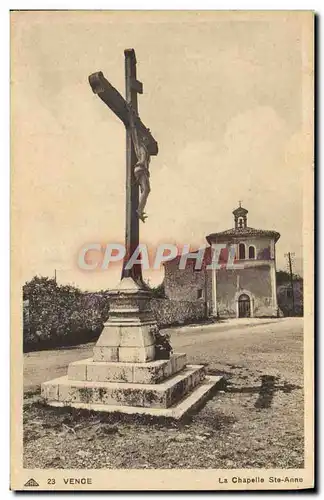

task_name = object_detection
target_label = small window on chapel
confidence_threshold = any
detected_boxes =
[197,289,203,299]
[249,246,255,259]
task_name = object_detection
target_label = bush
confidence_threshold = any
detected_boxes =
[142,280,166,298]
[23,276,110,351]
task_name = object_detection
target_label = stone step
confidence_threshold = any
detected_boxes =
[68,353,187,384]
[42,364,206,409]
[46,375,223,420]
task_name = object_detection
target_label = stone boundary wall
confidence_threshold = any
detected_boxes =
[151,298,207,328]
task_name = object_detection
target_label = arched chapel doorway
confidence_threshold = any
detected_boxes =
[238,294,251,318]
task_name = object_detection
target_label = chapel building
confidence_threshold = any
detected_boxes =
[163,205,281,318]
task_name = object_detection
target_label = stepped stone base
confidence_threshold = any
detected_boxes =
[68,353,187,384]
[43,363,205,409]
[42,353,223,419]
[46,375,222,419]
[41,278,223,419]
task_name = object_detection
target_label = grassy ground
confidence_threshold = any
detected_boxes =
[23,318,304,469]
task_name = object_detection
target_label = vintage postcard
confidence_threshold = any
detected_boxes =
[11,10,314,491]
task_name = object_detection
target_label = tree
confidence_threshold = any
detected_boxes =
[276,270,302,286]
[22,276,110,350]
[141,279,166,298]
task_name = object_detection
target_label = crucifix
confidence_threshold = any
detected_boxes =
[89,49,158,285]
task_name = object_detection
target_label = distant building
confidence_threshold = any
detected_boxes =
[164,204,281,318]
[277,279,303,316]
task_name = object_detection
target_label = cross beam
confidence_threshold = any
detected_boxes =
[89,72,158,156]
[89,49,158,285]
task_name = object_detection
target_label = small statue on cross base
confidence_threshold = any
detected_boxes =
[128,105,152,222]
[150,325,173,360]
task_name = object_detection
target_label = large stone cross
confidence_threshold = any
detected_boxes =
[89,49,158,286]
[41,50,222,416]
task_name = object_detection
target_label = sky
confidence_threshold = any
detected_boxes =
[11,11,312,290]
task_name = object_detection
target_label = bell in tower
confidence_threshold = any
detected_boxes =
[233,202,248,229]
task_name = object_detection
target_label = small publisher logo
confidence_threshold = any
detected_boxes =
[24,478,39,487]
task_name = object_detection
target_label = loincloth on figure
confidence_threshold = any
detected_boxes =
[134,164,150,181]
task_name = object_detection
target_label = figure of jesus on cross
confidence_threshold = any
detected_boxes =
[89,49,158,285]
[128,104,151,223]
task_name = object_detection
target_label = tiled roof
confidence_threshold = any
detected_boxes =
[206,226,280,243]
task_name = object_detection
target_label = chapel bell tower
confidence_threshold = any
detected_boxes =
[233,202,248,229]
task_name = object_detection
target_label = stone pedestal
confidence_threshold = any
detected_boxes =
[42,278,222,419]
[93,278,156,363]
